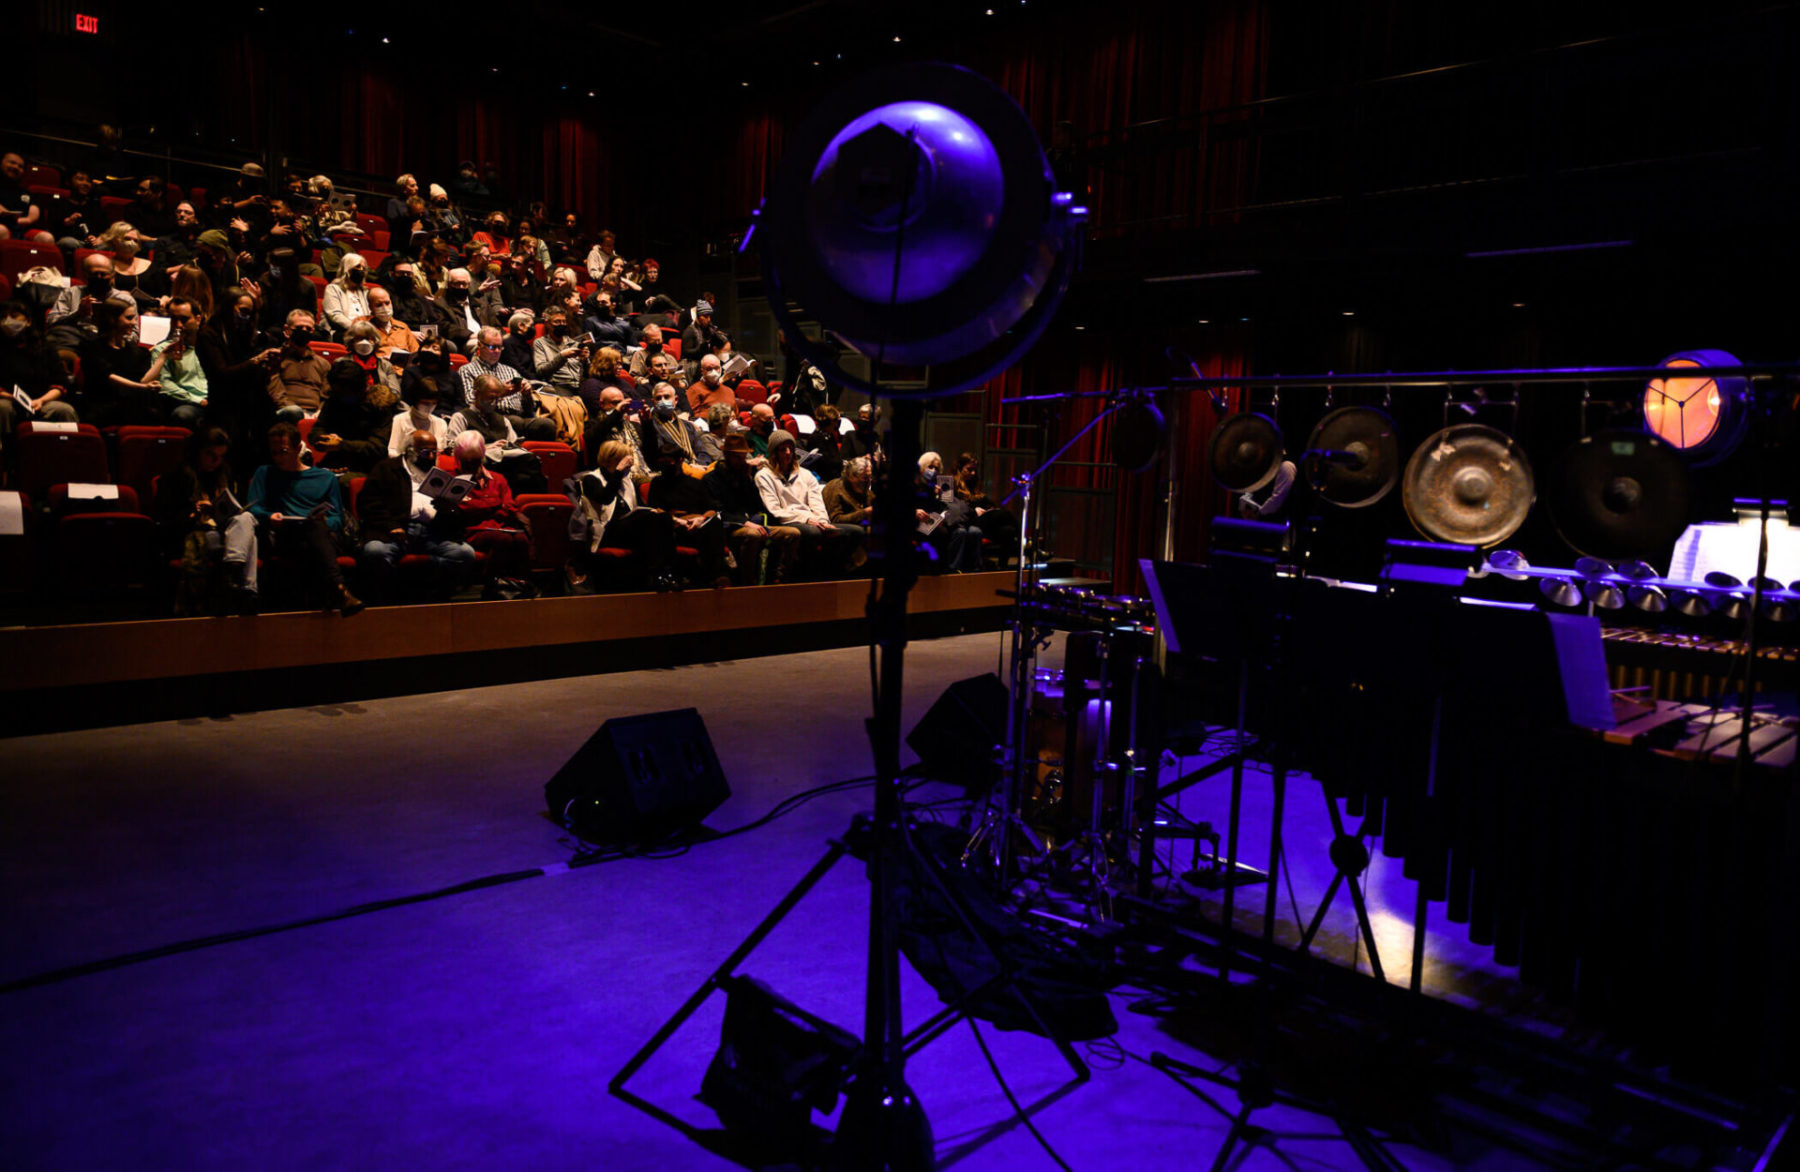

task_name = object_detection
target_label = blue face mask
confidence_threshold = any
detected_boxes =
[654,399,676,419]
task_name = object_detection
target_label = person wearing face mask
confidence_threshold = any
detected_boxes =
[255,247,319,332]
[532,307,590,394]
[431,268,497,353]
[685,352,737,417]
[309,357,397,473]
[153,296,210,428]
[915,450,984,572]
[46,253,120,334]
[154,427,260,615]
[196,287,282,443]
[342,320,403,398]
[322,253,371,337]
[426,184,464,245]
[266,309,333,422]
[402,341,459,413]
[500,311,538,375]
[500,254,543,320]
[636,382,732,588]
[355,285,419,359]
[356,428,479,603]
[745,402,778,460]
[802,403,848,484]
[626,323,673,382]
[382,263,432,329]
[844,402,884,466]
[0,301,80,441]
[387,382,448,457]
[582,291,636,350]
[76,298,165,427]
[473,213,512,257]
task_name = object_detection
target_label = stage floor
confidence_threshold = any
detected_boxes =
[0,632,1745,1171]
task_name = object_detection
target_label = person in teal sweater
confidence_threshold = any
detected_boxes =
[245,420,363,615]
[152,296,210,428]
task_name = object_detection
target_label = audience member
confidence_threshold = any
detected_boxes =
[0,301,78,437]
[388,380,448,457]
[75,298,163,427]
[0,151,50,241]
[311,357,401,473]
[745,402,777,459]
[459,328,555,441]
[585,229,617,281]
[572,439,680,593]
[266,310,332,422]
[703,434,800,585]
[447,373,549,493]
[247,420,362,615]
[917,450,984,572]
[803,403,848,484]
[155,427,259,615]
[694,402,737,463]
[686,352,737,417]
[322,252,372,337]
[755,430,865,576]
[953,451,1017,556]
[356,428,478,601]
[196,285,281,441]
[823,456,875,527]
[533,305,589,393]
[499,311,537,374]
[360,285,419,359]
[448,431,531,582]
[153,297,210,428]
[342,320,403,397]
[48,168,101,253]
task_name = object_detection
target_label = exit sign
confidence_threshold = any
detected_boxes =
[75,12,97,32]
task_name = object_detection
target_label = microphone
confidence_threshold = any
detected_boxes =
[1166,345,1228,413]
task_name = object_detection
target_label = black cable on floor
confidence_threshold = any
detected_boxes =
[965,1014,1076,1172]
[1,773,881,996]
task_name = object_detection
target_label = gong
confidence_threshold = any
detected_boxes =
[1304,406,1400,508]
[1401,424,1536,547]
[1549,429,1692,561]
[1209,412,1284,493]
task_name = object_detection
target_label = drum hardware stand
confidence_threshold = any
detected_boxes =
[971,400,1128,890]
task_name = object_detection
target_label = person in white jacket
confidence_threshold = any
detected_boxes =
[754,429,864,577]
[321,253,371,338]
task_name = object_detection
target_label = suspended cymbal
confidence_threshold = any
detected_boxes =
[1210,412,1284,493]
[1402,424,1535,547]
[1539,576,1583,607]
[1306,406,1400,509]
[1549,430,1692,560]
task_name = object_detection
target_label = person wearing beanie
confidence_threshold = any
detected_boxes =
[754,428,865,578]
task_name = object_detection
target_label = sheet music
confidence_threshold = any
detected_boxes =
[138,315,172,347]
[1668,519,1800,586]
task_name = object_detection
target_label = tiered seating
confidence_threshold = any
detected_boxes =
[115,426,190,505]
[46,483,155,596]
[17,421,109,498]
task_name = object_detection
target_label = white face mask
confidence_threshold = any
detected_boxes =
[352,339,375,357]
[702,369,722,387]
[372,305,391,322]
[0,319,27,338]
[411,405,434,423]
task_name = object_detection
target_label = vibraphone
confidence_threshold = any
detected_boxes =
[1600,626,1800,700]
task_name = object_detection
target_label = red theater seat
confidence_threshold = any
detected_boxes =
[521,441,576,489]
[515,494,573,574]
[0,240,65,284]
[49,486,155,595]
[16,422,109,498]
[115,426,190,504]
[735,380,768,406]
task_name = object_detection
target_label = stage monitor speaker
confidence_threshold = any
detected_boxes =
[906,673,1007,791]
[544,708,730,843]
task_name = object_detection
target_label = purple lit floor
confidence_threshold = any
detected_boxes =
[0,633,1632,1171]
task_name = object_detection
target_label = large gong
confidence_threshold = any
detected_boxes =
[1304,406,1400,508]
[1549,429,1692,560]
[1402,424,1536,547]
[1209,412,1285,493]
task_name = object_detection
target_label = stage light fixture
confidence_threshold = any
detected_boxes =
[756,61,1086,396]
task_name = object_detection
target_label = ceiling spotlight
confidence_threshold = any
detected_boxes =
[381,36,389,43]
[587,91,595,97]
[1512,301,1526,308]
[1074,325,1086,331]
[986,6,995,12]
[893,35,902,42]
[1341,310,1354,316]
[741,81,750,87]
[1197,318,1210,324]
